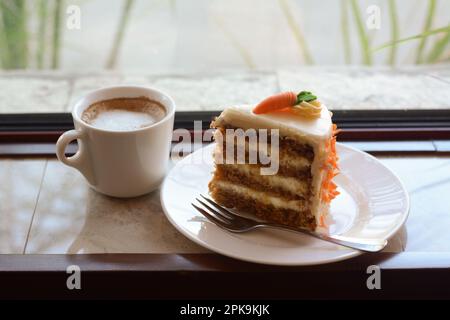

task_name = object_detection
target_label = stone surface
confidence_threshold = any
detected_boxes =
[0,159,46,253]
[381,156,450,252]
[67,74,123,110]
[0,76,70,113]
[151,72,278,110]
[278,68,450,109]
[65,72,278,112]
[25,160,207,254]
[0,153,449,255]
[0,67,449,113]
[67,75,158,110]
[67,75,160,110]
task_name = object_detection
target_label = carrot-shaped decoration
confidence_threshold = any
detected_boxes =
[253,91,297,114]
[253,91,321,118]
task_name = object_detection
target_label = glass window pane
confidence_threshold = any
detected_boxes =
[0,0,449,113]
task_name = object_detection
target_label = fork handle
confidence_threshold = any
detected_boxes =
[260,223,387,252]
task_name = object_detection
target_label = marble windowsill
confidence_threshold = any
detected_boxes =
[1,153,449,255]
[23,159,208,254]
[1,66,450,114]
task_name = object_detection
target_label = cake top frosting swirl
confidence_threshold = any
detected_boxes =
[218,104,332,142]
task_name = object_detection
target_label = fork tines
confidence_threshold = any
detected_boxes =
[191,194,252,230]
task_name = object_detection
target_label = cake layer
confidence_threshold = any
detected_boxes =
[214,148,312,178]
[214,125,315,161]
[209,180,316,230]
[215,163,310,200]
[210,180,308,211]
[215,131,313,168]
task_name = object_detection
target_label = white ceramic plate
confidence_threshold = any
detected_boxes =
[161,143,409,266]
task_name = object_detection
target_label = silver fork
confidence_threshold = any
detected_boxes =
[192,194,387,252]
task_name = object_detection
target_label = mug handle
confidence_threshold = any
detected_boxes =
[56,129,96,185]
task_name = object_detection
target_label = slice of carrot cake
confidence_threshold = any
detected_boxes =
[208,91,339,231]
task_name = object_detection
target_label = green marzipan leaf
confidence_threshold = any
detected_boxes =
[297,91,317,103]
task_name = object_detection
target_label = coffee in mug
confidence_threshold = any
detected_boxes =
[56,86,175,198]
[81,97,166,131]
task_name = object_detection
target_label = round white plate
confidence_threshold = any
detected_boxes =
[161,143,409,266]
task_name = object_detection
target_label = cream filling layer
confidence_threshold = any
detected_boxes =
[214,148,311,175]
[212,180,309,211]
[214,130,312,170]
[219,163,310,195]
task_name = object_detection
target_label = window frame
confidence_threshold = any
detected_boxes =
[1,109,450,141]
[0,110,449,156]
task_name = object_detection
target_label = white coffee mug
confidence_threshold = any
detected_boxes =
[56,86,175,198]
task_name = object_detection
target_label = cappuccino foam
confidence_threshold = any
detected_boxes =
[82,97,166,131]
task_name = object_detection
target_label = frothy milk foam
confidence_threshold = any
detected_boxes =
[81,97,166,131]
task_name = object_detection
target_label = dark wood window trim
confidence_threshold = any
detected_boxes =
[1,252,450,299]
[2,109,450,132]
[1,110,449,156]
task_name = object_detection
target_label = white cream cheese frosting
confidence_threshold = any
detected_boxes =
[217,104,332,145]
